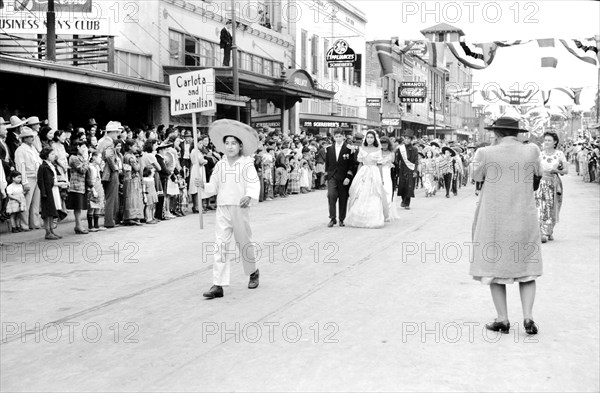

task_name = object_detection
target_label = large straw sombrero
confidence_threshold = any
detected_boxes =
[7,115,26,129]
[208,119,259,156]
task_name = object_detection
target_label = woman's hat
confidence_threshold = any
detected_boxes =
[18,127,36,139]
[484,116,528,133]
[418,151,425,159]
[442,146,456,156]
[453,147,464,155]
[208,119,259,156]
[7,115,26,129]
[430,141,440,148]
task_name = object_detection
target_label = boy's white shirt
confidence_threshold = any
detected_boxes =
[202,155,260,205]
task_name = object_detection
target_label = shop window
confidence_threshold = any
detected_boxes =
[253,55,263,73]
[264,60,272,77]
[199,40,215,67]
[115,49,152,79]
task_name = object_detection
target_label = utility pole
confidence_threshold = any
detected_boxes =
[433,71,437,139]
[231,0,240,121]
[46,0,56,61]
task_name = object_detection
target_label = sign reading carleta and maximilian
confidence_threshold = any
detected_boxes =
[326,39,356,68]
[169,69,216,116]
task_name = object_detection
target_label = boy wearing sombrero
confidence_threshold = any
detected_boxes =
[198,119,261,299]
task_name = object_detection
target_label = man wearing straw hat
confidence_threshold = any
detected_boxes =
[97,121,124,228]
[6,115,26,160]
[25,116,43,153]
[197,119,261,299]
[14,127,43,230]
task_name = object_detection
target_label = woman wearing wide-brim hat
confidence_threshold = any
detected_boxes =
[441,146,456,157]
[470,115,543,335]
[198,119,260,299]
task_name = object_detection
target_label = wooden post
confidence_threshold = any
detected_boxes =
[107,36,115,73]
[192,112,203,229]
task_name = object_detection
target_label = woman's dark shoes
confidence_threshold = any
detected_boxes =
[541,236,548,243]
[248,269,260,289]
[524,319,538,335]
[45,233,60,240]
[192,207,199,214]
[203,285,224,299]
[75,228,89,234]
[548,235,554,241]
[485,320,510,334]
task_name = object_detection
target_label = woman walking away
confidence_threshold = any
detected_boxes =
[470,116,543,336]
[536,132,568,243]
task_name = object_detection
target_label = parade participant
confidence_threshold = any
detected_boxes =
[14,127,42,230]
[439,147,456,198]
[379,136,398,221]
[5,171,27,232]
[470,116,542,335]
[198,119,261,299]
[324,128,354,227]
[346,130,389,228]
[451,147,464,196]
[37,147,65,240]
[97,121,123,228]
[536,132,568,243]
[122,139,144,226]
[422,148,439,197]
[87,151,106,232]
[395,135,419,209]
[67,141,90,234]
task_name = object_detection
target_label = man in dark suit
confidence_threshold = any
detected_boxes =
[395,135,419,209]
[220,20,233,66]
[325,128,354,227]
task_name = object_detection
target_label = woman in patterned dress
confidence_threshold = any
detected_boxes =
[535,132,568,243]
[122,139,144,225]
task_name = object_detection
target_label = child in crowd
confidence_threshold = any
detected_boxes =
[5,171,27,232]
[197,119,261,300]
[142,166,158,224]
[87,151,106,232]
[262,146,275,201]
[287,155,300,194]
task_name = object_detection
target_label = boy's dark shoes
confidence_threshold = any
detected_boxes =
[327,219,337,227]
[203,285,223,299]
[248,269,259,289]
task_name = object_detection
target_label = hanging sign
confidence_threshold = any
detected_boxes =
[326,39,356,68]
[399,82,427,103]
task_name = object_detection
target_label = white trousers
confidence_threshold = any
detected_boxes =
[23,176,41,229]
[213,205,258,286]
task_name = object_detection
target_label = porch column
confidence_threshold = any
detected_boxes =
[280,96,289,135]
[48,80,58,130]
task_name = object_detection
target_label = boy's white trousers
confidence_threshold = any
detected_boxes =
[212,205,258,286]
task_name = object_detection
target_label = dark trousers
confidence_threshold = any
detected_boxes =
[327,178,348,221]
[223,46,231,66]
[451,174,458,194]
[443,173,453,196]
[401,196,411,207]
[589,163,596,182]
[102,173,119,227]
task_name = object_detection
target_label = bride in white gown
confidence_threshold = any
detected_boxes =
[345,130,390,228]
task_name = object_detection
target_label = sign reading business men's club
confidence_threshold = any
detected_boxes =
[169,69,216,116]
[326,39,356,68]
[398,82,427,103]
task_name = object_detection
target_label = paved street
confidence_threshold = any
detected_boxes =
[1,168,598,392]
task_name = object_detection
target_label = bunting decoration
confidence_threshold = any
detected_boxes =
[559,38,599,66]
[537,38,558,68]
[378,36,598,74]
[554,87,584,104]
[446,40,498,70]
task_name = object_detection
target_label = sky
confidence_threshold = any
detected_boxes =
[350,0,600,109]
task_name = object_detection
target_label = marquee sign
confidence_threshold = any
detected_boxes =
[326,39,356,68]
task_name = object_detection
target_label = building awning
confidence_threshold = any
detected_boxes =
[0,54,170,97]
[299,113,380,128]
[163,67,336,109]
[402,116,430,126]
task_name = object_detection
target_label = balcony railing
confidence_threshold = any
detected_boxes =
[0,33,115,72]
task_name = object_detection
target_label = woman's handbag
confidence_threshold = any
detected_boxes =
[533,175,542,191]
